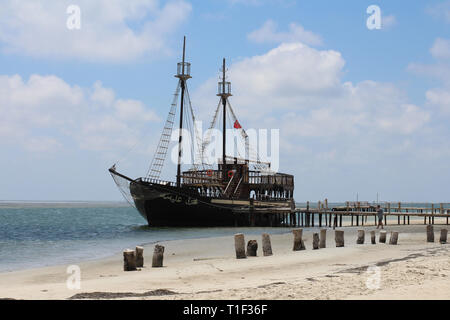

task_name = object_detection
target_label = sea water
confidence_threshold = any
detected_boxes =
[1,201,444,273]
[0,202,292,272]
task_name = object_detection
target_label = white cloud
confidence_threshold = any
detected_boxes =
[248,20,323,46]
[25,137,63,153]
[194,42,429,137]
[409,38,450,115]
[193,41,433,179]
[408,62,450,85]
[427,1,450,23]
[0,0,192,62]
[430,38,450,60]
[195,42,342,118]
[90,81,116,107]
[0,74,159,153]
[426,88,450,114]
[409,61,450,88]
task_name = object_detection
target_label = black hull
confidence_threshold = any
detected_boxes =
[129,181,294,227]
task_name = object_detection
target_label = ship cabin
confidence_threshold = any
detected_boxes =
[181,156,294,201]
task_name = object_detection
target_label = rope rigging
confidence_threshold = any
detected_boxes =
[115,50,271,187]
[145,80,181,179]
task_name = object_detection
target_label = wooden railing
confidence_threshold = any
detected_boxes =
[140,177,175,187]
[181,170,223,185]
[248,171,294,186]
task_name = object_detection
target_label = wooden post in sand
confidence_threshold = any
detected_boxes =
[318,201,321,227]
[152,245,165,267]
[440,229,448,244]
[370,230,376,244]
[356,202,360,226]
[386,203,390,226]
[379,230,387,243]
[328,211,334,228]
[335,230,344,247]
[320,229,327,248]
[389,232,399,245]
[262,233,273,256]
[234,234,247,259]
[312,233,320,250]
[246,240,258,257]
[292,229,305,251]
[427,225,434,243]
[431,204,434,225]
[123,249,137,271]
[306,201,310,227]
[356,230,365,244]
[346,201,350,226]
[135,246,144,268]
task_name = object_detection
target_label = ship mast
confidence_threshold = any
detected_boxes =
[175,36,191,187]
[217,58,232,181]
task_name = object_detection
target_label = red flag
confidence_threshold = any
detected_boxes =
[233,120,242,129]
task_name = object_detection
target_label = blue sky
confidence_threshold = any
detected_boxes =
[0,0,449,202]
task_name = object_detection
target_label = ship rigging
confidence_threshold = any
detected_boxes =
[109,37,295,227]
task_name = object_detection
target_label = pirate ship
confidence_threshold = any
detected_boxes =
[109,38,295,227]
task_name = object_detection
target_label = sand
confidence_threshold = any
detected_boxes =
[0,224,449,300]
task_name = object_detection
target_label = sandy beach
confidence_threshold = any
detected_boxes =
[0,224,449,300]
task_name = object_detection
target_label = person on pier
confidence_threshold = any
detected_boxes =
[376,205,384,229]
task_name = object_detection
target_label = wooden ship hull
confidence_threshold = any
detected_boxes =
[130,182,292,227]
[111,168,295,227]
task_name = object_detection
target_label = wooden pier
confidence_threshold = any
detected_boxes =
[278,201,450,228]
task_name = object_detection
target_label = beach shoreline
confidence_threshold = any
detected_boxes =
[0,224,449,300]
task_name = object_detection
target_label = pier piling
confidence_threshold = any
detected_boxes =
[234,234,247,259]
[370,230,376,244]
[389,232,399,245]
[312,233,320,250]
[262,233,273,256]
[123,249,137,271]
[335,230,344,247]
[320,229,327,248]
[135,246,144,268]
[152,245,165,267]
[427,225,434,243]
[292,229,305,251]
[440,229,448,244]
[357,230,365,244]
[246,240,258,257]
[379,230,387,243]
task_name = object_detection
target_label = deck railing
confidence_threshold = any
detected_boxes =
[140,177,175,187]
[248,171,294,187]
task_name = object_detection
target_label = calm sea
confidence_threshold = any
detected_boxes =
[1,201,445,273]
[0,202,293,273]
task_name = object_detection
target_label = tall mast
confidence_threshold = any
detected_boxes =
[217,58,232,181]
[222,59,226,179]
[175,36,191,188]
